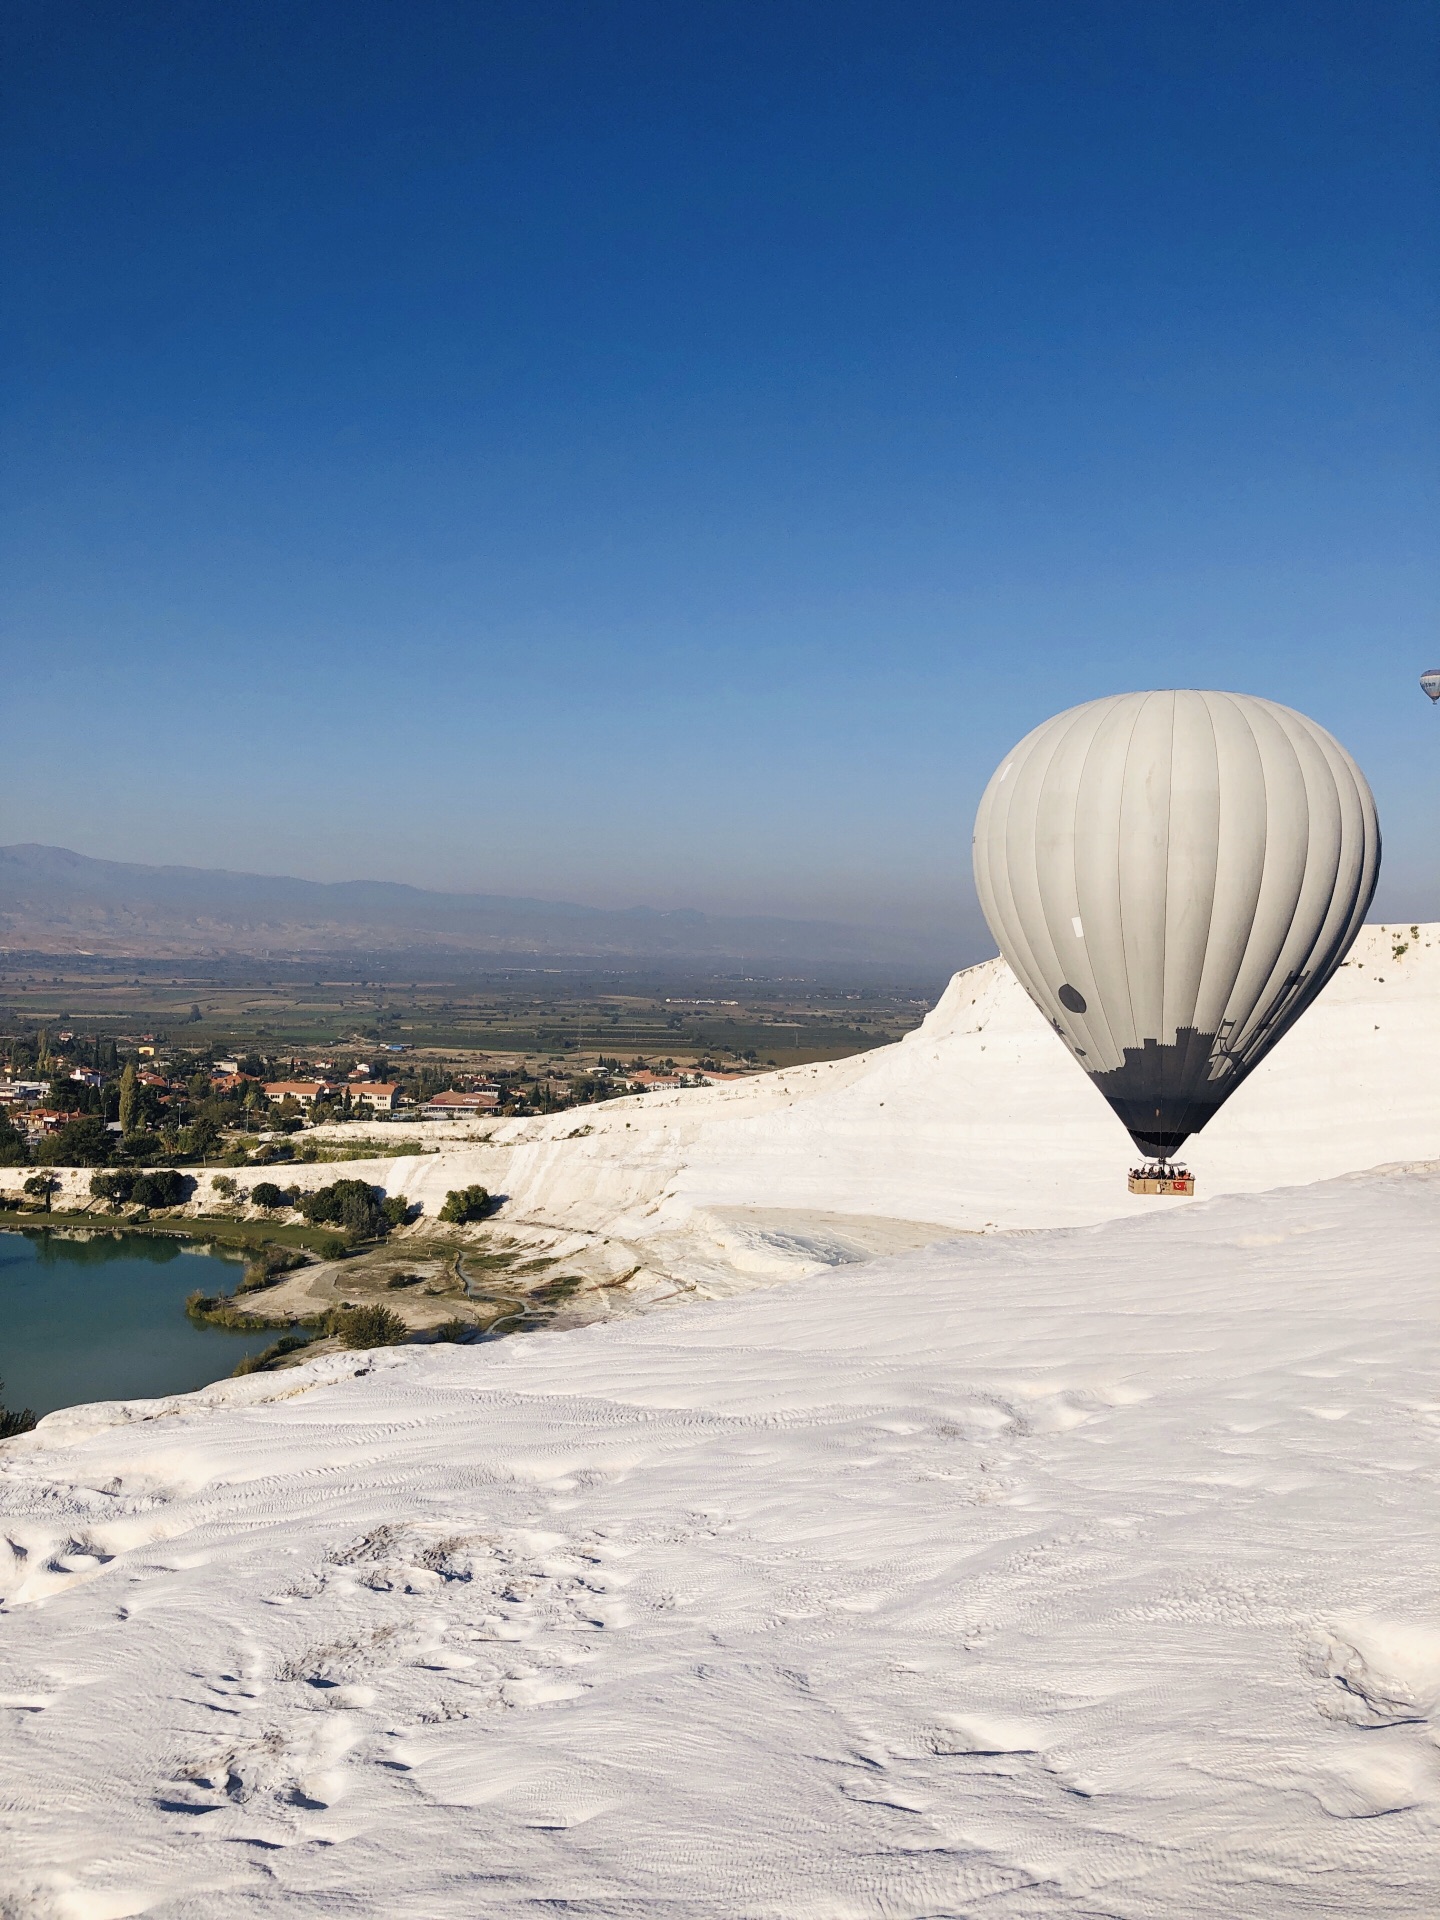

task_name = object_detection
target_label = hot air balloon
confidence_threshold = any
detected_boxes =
[1421,670,1440,703]
[972,691,1380,1184]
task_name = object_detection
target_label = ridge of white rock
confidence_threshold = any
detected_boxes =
[8,922,1438,1305]
[2,1166,1438,1915]
[301,918,1440,1255]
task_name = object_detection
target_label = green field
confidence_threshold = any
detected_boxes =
[0,955,942,1074]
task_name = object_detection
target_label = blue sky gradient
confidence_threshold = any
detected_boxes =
[4,1,1436,942]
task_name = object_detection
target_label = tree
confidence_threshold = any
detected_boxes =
[250,1181,293,1210]
[130,1169,191,1209]
[118,1061,138,1136]
[322,1304,408,1350]
[23,1173,60,1213]
[439,1185,492,1225]
[186,1116,221,1161]
[0,1105,28,1167]
[36,1116,113,1167]
[91,1170,135,1210]
[49,1074,99,1115]
[296,1179,389,1240]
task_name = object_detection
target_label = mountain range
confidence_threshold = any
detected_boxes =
[0,845,969,973]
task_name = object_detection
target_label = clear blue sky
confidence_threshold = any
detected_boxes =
[4,1,1436,945]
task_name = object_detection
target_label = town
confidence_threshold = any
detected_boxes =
[0,1025,769,1172]
[0,960,934,1175]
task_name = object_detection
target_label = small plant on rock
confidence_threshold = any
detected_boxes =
[232,1334,312,1377]
[439,1185,492,1225]
[321,1303,408,1350]
[0,1379,37,1439]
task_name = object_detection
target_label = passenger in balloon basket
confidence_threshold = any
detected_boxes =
[1127,1162,1195,1197]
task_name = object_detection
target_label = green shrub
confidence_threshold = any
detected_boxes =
[432,1318,473,1343]
[531,1274,583,1306]
[250,1180,293,1210]
[210,1174,238,1198]
[236,1246,307,1294]
[321,1303,408,1350]
[0,1379,36,1439]
[232,1333,312,1377]
[297,1179,389,1240]
[130,1169,190,1209]
[438,1184,492,1225]
[90,1169,135,1208]
[185,1289,295,1331]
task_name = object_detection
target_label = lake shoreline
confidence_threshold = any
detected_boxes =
[3,1207,346,1256]
[0,1227,285,1416]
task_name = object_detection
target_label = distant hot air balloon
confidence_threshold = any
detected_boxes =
[972,690,1380,1168]
[1422,670,1440,703]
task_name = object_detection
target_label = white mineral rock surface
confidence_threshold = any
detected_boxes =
[6,924,1437,1300]
[2,922,1438,1915]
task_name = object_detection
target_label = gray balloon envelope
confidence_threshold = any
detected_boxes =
[972,691,1381,1159]
[1421,670,1440,702]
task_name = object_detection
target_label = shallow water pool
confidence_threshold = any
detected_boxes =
[0,1228,282,1419]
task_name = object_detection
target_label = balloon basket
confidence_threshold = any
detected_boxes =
[1128,1164,1195,1196]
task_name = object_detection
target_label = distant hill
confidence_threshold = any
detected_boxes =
[0,844,969,973]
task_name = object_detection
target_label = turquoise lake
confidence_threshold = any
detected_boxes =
[0,1229,282,1419]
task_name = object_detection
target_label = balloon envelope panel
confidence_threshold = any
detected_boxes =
[972,691,1380,1158]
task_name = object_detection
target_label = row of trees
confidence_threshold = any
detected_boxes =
[8,1170,504,1272]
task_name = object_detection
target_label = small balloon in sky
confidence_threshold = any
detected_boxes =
[972,690,1380,1167]
[1421,670,1440,703]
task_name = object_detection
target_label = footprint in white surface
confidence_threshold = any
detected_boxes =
[1312,1617,1440,1728]
[922,1712,1096,1795]
[164,1702,363,1817]
[162,1519,620,1832]
[0,1466,189,1610]
[0,1660,60,1721]
[928,1712,1046,1756]
[0,1533,116,1606]
[1311,1743,1440,1818]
